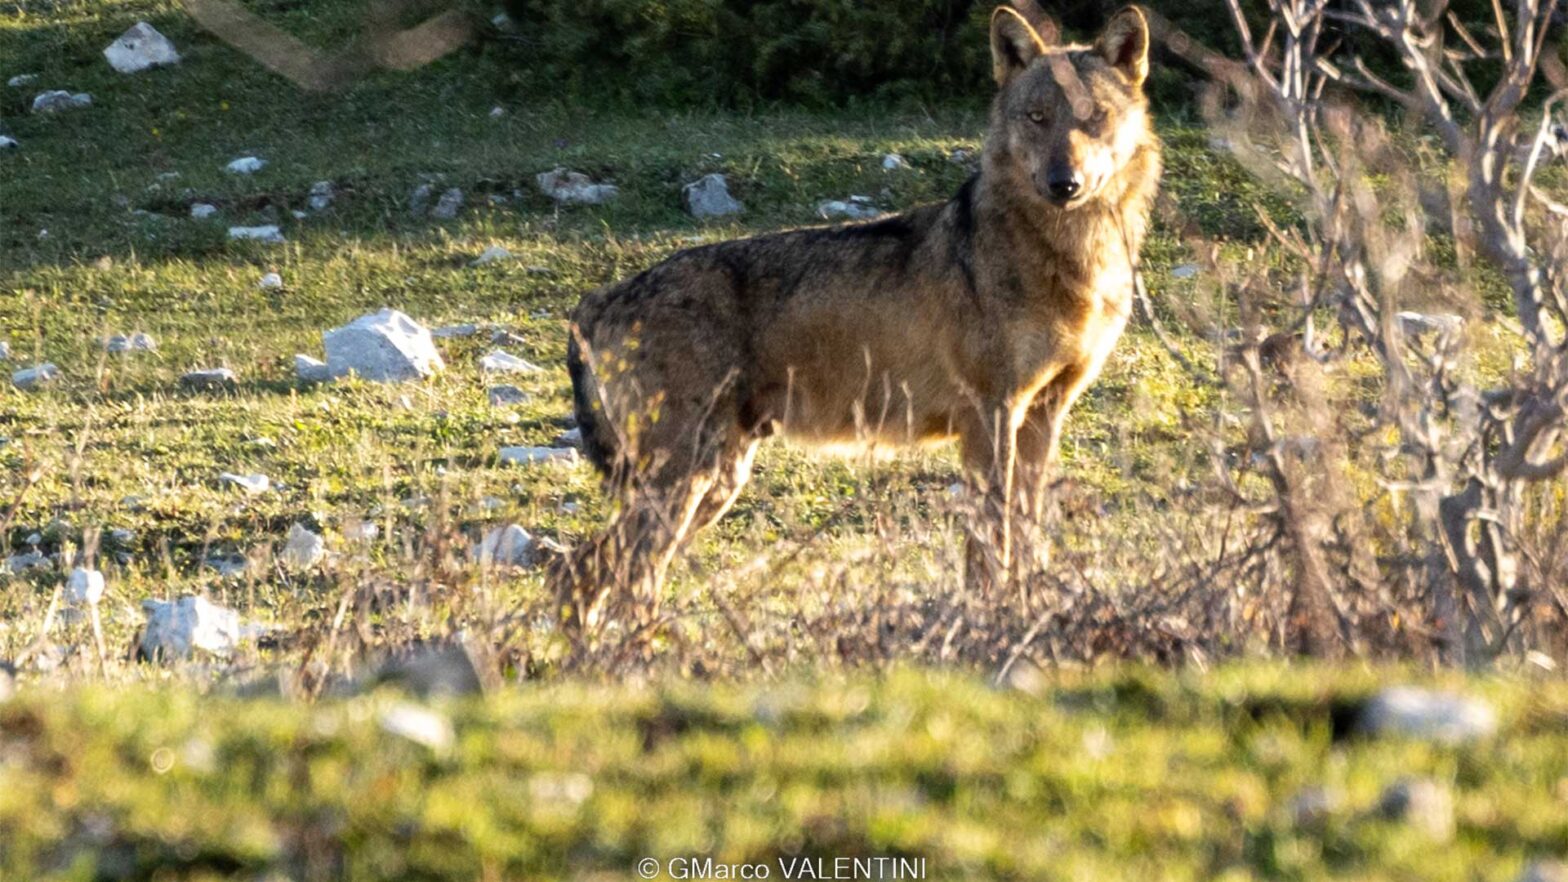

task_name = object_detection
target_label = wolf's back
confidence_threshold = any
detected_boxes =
[565,332,616,477]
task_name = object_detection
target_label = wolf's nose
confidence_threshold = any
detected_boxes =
[1047,173,1082,201]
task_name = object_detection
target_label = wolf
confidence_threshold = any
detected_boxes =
[558,5,1162,624]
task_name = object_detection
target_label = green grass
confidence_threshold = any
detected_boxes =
[5,666,1568,881]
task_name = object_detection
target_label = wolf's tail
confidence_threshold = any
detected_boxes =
[566,331,616,477]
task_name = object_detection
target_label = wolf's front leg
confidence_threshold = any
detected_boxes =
[960,407,1020,599]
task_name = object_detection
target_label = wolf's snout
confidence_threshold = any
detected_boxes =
[1046,169,1083,203]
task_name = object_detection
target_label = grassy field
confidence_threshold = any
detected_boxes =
[4,1,1568,878]
[6,666,1568,881]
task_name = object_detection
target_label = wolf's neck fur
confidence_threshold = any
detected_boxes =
[968,139,1161,302]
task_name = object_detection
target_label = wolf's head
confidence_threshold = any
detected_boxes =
[985,5,1152,210]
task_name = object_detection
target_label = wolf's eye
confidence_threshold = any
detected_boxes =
[1028,110,1046,124]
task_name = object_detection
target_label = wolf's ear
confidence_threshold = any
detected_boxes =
[1096,6,1150,87]
[990,6,1046,86]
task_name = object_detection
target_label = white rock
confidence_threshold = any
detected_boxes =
[7,74,37,88]
[307,180,335,211]
[103,22,181,74]
[31,91,92,113]
[1517,862,1568,882]
[1360,686,1497,744]
[108,528,136,545]
[555,427,583,448]
[817,196,883,221]
[409,182,434,215]
[487,385,528,406]
[431,323,479,338]
[683,173,744,219]
[257,272,284,290]
[320,308,445,382]
[67,568,105,606]
[1377,777,1454,841]
[228,225,285,244]
[218,472,270,494]
[180,367,237,390]
[480,349,541,374]
[225,156,266,175]
[949,148,975,164]
[139,595,265,661]
[106,332,157,353]
[280,523,325,570]
[499,446,579,466]
[1397,311,1464,339]
[473,523,537,568]
[882,153,911,171]
[12,363,59,390]
[2,551,48,574]
[536,167,619,205]
[204,554,249,578]
[489,105,505,118]
[0,341,9,360]
[470,245,511,266]
[430,188,464,219]
[1171,264,1199,279]
[189,203,217,219]
[294,354,331,382]
[344,520,380,542]
[379,702,453,752]
[0,136,17,151]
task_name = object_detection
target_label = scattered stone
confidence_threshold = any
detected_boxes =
[536,167,619,205]
[0,341,9,360]
[1171,263,1199,279]
[817,196,883,221]
[2,551,48,574]
[470,245,511,266]
[106,332,157,353]
[882,153,911,171]
[139,595,265,661]
[258,272,283,289]
[319,308,445,382]
[31,91,92,113]
[490,328,526,346]
[1517,861,1568,882]
[489,105,505,118]
[227,225,285,244]
[375,640,494,697]
[378,702,453,752]
[181,367,237,391]
[204,554,249,578]
[1359,686,1497,744]
[431,323,479,339]
[479,349,541,374]
[103,22,181,74]
[487,385,528,406]
[0,136,16,151]
[218,472,270,495]
[66,567,105,606]
[683,173,744,219]
[1377,777,1455,841]
[409,183,434,215]
[12,364,59,390]
[554,427,583,448]
[473,523,538,568]
[294,354,331,382]
[189,202,217,219]
[108,528,136,546]
[430,187,464,219]
[1287,786,1340,829]
[7,73,37,88]
[949,148,975,164]
[499,446,579,466]
[280,523,325,570]
[1397,311,1464,340]
[307,180,335,211]
[343,519,379,542]
[490,11,514,28]
[225,155,266,175]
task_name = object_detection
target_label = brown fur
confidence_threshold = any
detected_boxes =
[559,6,1162,621]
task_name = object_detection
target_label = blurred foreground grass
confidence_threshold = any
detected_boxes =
[4,665,1568,881]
